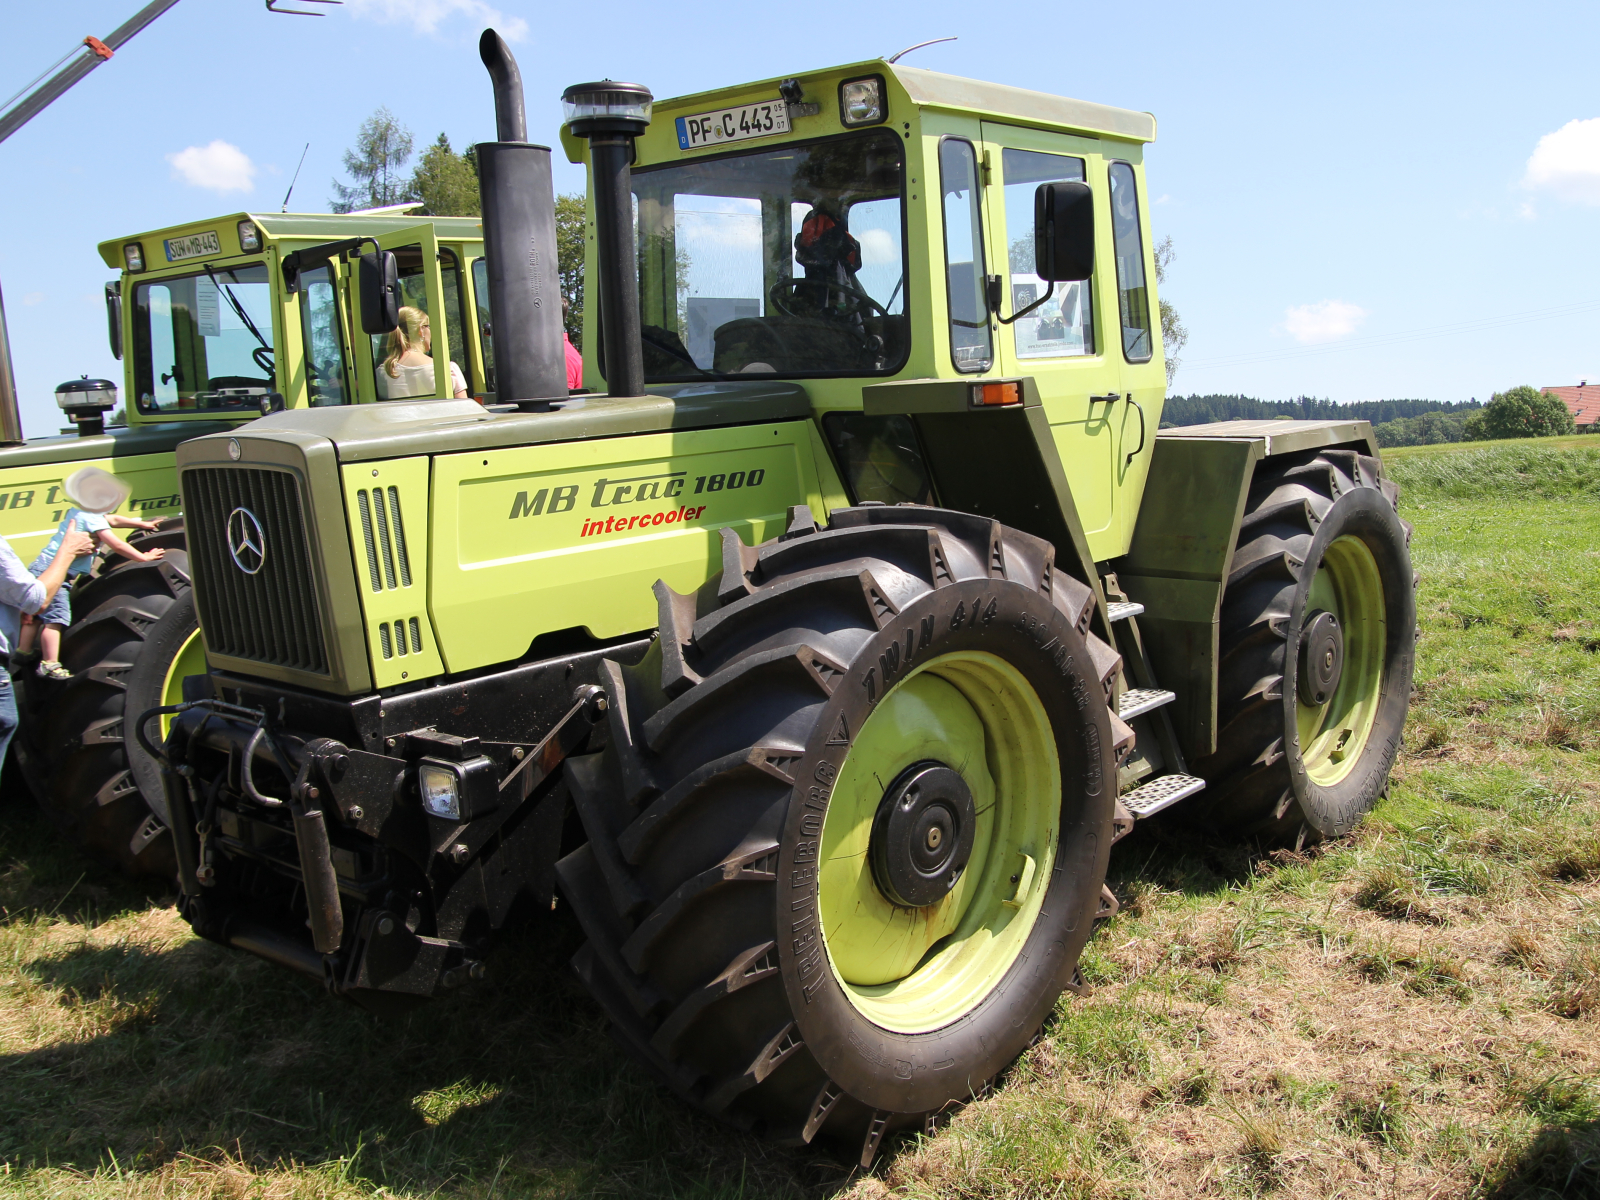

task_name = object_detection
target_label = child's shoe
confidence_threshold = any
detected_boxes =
[37,660,72,681]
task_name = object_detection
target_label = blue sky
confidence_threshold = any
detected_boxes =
[1,0,1595,437]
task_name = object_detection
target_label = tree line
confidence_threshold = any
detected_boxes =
[1162,390,1579,446]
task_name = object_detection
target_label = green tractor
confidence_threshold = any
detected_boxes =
[0,205,497,876]
[153,34,1416,1163]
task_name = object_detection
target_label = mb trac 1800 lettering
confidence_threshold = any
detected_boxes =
[151,35,1415,1165]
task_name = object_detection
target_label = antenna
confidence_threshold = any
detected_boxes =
[888,36,957,64]
[281,142,309,212]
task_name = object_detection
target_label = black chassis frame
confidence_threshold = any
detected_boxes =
[159,636,650,1015]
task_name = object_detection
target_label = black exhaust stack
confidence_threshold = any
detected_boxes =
[475,30,566,409]
[562,80,653,399]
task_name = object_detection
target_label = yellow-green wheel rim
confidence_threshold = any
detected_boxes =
[160,628,207,742]
[817,651,1058,1034]
[1297,535,1385,785]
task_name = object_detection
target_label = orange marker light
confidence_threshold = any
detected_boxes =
[972,382,1021,407]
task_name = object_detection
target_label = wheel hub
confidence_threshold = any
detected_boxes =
[869,761,976,908]
[1298,609,1344,707]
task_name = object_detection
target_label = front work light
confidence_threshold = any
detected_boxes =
[237,220,262,252]
[419,761,462,821]
[839,76,885,126]
[561,80,653,136]
[123,242,145,272]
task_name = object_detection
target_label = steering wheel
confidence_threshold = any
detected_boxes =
[253,346,275,375]
[768,278,891,322]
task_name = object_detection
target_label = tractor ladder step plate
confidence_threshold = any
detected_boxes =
[1106,600,1145,622]
[1117,687,1175,720]
[1121,773,1205,818]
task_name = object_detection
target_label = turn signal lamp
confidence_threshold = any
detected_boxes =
[237,220,262,252]
[562,81,653,136]
[971,381,1021,407]
[123,242,145,272]
[419,761,462,821]
[839,76,885,126]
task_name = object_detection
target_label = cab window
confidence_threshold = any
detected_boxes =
[629,130,907,380]
[297,263,349,407]
[939,139,991,373]
[370,244,464,400]
[439,248,472,393]
[1108,162,1153,362]
[131,264,274,414]
[1002,148,1093,359]
[472,257,495,393]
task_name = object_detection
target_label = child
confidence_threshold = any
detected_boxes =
[18,467,163,680]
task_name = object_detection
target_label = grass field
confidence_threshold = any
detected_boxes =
[1,438,1596,1199]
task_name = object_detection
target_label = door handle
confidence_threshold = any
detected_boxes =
[1124,395,1147,466]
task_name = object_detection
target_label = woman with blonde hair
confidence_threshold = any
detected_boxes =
[377,305,469,399]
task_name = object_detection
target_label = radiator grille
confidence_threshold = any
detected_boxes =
[356,486,412,592]
[185,467,328,674]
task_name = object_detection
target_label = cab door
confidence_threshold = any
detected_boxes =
[980,123,1120,553]
[357,223,453,403]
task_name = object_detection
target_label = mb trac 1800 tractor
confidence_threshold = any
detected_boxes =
[154,33,1416,1164]
[0,205,497,877]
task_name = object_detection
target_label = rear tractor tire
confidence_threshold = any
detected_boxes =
[18,519,202,879]
[557,505,1131,1163]
[1187,449,1416,842]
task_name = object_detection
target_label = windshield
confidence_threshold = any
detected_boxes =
[132,263,274,414]
[630,129,907,381]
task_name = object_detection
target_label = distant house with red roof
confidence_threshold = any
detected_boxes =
[1541,382,1600,431]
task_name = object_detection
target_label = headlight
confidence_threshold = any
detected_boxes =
[237,220,262,253]
[123,242,145,272]
[839,76,885,126]
[419,762,461,820]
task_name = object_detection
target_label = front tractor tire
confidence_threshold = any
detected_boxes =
[19,520,201,879]
[557,506,1129,1163]
[1187,449,1416,842]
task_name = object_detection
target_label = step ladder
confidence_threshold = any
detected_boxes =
[1106,587,1205,828]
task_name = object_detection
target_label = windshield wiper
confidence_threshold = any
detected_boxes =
[203,263,272,353]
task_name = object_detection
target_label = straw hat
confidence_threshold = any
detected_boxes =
[62,466,131,514]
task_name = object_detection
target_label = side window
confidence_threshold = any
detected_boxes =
[370,244,463,400]
[939,139,992,372]
[298,263,348,407]
[472,258,496,393]
[1002,148,1093,359]
[439,248,472,394]
[1108,162,1153,362]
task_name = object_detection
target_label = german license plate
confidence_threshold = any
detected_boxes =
[164,230,222,262]
[676,100,790,151]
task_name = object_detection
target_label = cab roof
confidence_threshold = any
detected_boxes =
[97,210,484,269]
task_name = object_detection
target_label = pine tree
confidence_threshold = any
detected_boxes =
[409,133,480,217]
[330,108,414,213]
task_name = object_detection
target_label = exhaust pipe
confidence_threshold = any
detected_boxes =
[475,30,567,410]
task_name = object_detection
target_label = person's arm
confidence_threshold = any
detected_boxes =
[107,514,160,531]
[95,528,164,563]
[449,360,469,399]
[27,530,98,609]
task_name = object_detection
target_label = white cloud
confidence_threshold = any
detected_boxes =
[166,141,256,193]
[857,228,898,266]
[1281,299,1366,344]
[345,0,528,41]
[1522,117,1600,205]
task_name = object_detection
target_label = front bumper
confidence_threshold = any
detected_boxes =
[153,640,645,1014]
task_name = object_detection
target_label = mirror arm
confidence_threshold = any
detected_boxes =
[985,274,1056,327]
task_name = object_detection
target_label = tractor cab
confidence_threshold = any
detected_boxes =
[97,209,491,422]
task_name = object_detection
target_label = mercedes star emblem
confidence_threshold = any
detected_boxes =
[227,438,241,461]
[227,507,267,574]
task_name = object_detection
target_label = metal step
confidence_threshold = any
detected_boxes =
[1106,600,1145,622]
[1117,687,1175,720]
[1121,773,1205,818]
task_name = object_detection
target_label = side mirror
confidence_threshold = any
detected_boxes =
[1034,181,1094,283]
[104,282,123,360]
[359,250,401,334]
[258,392,286,416]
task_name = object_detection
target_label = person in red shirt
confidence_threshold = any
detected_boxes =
[562,296,583,390]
